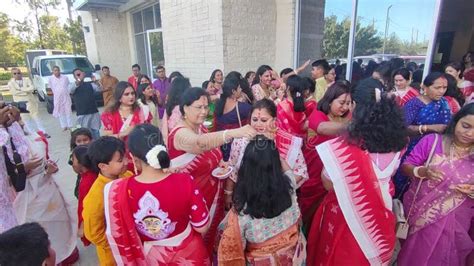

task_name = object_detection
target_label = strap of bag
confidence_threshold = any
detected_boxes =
[406,134,439,222]
[235,102,242,127]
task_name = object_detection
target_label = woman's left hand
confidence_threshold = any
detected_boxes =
[454,184,474,198]
[280,157,290,172]
[45,160,59,175]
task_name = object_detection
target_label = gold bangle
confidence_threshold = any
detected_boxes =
[418,125,423,135]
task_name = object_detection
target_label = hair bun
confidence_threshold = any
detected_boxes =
[145,145,169,169]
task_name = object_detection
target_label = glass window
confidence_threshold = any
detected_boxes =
[41,58,94,76]
[133,11,143,33]
[135,34,148,75]
[149,31,165,76]
[154,3,162,28]
[143,7,154,31]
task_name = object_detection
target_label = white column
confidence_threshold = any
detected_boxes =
[345,0,358,81]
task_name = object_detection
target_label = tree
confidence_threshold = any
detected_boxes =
[16,0,59,48]
[64,16,87,55]
[33,15,72,52]
[322,15,383,59]
[0,12,28,68]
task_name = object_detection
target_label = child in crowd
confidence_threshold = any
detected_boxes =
[0,222,56,266]
[69,128,93,198]
[71,145,97,246]
[82,136,132,266]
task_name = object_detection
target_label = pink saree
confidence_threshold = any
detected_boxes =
[398,134,474,265]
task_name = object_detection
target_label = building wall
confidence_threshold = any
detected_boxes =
[221,0,277,75]
[80,9,132,80]
[275,0,296,71]
[160,0,225,86]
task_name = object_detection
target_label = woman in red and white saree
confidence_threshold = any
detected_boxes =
[299,82,351,232]
[307,96,407,266]
[276,75,308,139]
[101,82,152,172]
[167,88,257,255]
[392,68,419,106]
[104,124,210,265]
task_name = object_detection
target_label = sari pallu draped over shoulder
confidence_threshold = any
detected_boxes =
[277,99,307,138]
[218,209,306,265]
[314,137,396,265]
[167,125,223,255]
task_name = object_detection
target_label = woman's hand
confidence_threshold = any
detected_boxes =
[280,156,290,172]
[453,184,474,198]
[24,155,43,173]
[231,125,257,139]
[45,160,59,175]
[419,166,444,182]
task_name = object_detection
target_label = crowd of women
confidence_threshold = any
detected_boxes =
[0,53,473,266]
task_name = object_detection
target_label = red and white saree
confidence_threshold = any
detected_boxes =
[307,137,400,265]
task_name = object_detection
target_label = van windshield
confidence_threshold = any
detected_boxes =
[41,57,94,76]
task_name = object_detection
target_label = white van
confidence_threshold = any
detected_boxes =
[31,55,103,114]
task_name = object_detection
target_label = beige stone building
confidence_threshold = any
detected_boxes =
[74,0,324,85]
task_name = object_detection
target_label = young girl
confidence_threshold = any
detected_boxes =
[71,145,97,246]
[137,83,161,128]
[69,128,93,198]
[104,124,211,264]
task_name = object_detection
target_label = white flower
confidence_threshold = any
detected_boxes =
[191,205,197,211]
[145,145,167,169]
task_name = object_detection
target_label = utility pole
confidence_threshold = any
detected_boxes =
[382,4,393,54]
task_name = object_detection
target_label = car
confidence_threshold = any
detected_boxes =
[30,54,104,114]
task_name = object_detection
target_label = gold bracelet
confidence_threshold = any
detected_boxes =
[418,125,423,135]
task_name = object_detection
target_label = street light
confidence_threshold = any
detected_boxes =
[382,4,393,54]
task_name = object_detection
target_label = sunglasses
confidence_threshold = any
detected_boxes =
[13,72,21,75]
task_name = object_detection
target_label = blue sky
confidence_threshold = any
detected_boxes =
[325,0,437,42]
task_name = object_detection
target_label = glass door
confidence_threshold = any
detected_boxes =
[146,29,165,79]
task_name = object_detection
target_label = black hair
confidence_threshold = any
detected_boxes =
[280,68,294,77]
[128,124,170,169]
[244,71,255,80]
[389,57,405,70]
[444,74,465,106]
[137,83,159,106]
[423,72,446,87]
[202,80,210,89]
[317,81,351,116]
[166,77,191,117]
[169,71,183,81]
[392,68,410,81]
[252,65,273,86]
[373,63,392,85]
[351,78,384,106]
[215,76,240,117]
[132,64,141,70]
[445,62,463,78]
[233,136,293,219]
[107,81,139,113]
[0,222,50,266]
[406,62,418,73]
[72,145,92,169]
[445,103,474,136]
[209,69,223,83]
[311,59,330,74]
[179,87,210,116]
[155,65,165,71]
[348,95,407,153]
[286,75,305,112]
[70,127,93,150]
[101,66,109,70]
[364,60,378,78]
[227,71,254,103]
[140,74,152,83]
[303,77,316,94]
[87,136,125,174]
[251,98,277,118]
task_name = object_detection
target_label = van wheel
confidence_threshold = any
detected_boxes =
[46,99,53,114]
[37,91,45,102]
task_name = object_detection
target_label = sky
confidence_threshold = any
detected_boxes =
[325,0,437,42]
[2,0,437,42]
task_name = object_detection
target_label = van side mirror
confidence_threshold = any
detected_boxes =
[95,64,101,71]
[31,68,37,75]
